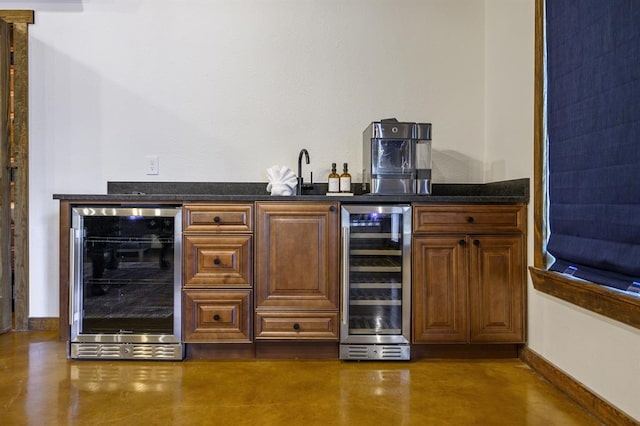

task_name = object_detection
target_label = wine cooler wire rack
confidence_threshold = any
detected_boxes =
[348,226,404,335]
[86,236,173,245]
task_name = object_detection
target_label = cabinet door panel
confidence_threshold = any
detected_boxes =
[255,202,339,310]
[412,236,468,343]
[469,236,524,343]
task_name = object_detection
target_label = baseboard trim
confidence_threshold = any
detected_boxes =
[520,346,639,425]
[28,317,59,332]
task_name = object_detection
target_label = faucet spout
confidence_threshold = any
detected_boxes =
[297,149,310,195]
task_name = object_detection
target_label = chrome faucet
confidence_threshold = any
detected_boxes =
[297,149,310,195]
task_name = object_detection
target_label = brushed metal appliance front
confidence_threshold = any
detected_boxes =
[340,205,411,360]
[69,206,183,360]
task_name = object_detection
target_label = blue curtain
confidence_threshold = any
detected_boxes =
[546,0,640,291]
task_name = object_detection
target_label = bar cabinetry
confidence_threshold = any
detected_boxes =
[254,202,340,340]
[182,204,253,343]
[412,204,526,344]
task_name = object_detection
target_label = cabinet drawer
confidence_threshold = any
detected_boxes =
[255,312,339,340]
[413,204,525,234]
[184,204,253,233]
[183,290,252,343]
[183,235,252,288]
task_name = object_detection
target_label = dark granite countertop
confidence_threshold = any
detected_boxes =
[53,178,529,204]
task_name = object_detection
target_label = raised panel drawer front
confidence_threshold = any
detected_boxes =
[183,290,252,343]
[412,204,525,234]
[184,204,253,233]
[255,312,339,340]
[183,235,252,288]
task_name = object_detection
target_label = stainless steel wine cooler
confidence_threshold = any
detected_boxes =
[340,205,412,361]
[69,206,183,360]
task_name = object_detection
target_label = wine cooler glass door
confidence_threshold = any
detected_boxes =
[70,206,182,344]
[341,205,411,345]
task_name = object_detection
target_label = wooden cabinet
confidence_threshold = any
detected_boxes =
[254,202,340,340]
[183,235,252,288]
[183,289,252,342]
[255,311,340,339]
[412,204,526,344]
[182,204,253,343]
[184,203,252,233]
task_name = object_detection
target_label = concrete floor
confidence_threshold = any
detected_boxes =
[1,331,598,425]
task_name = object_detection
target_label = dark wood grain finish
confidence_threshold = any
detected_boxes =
[186,342,256,359]
[413,204,525,234]
[28,317,58,331]
[0,11,34,24]
[183,289,252,343]
[0,19,10,332]
[412,344,520,359]
[533,0,547,269]
[412,204,527,345]
[255,341,339,359]
[469,236,525,343]
[184,204,253,233]
[255,311,339,340]
[183,234,252,288]
[530,267,640,330]
[255,202,339,311]
[58,201,71,340]
[0,14,33,331]
[254,202,340,341]
[412,236,468,343]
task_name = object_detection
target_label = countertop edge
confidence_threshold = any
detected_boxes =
[53,178,530,204]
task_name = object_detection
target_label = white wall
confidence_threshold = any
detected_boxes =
[483,0,640,421]
[19,0,487,319]
[4,0,637,420]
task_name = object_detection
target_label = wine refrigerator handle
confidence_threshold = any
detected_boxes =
[69,228,75,326]
[341,226,350,325]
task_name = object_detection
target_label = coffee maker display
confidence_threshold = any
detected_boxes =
[362,118,432,195]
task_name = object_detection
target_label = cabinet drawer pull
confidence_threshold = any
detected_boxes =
[293,323,300,330]
[213,258,221,265]
[213,314,221,321]
[473,239,480,246]
[459,239,466,246]
[213,216,221,223]
[466,216,474,223]
[329,205,337,212]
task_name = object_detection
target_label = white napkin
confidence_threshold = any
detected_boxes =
[266,165,298,196]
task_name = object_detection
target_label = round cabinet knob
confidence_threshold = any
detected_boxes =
[213,258,221,265]
[473,239,480,246]
[293,323,300,330]
[213,314,221,321]
[213,216,221,223]
[329,205,337,212]
[459,239,466,246]
[466,216,474,224]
